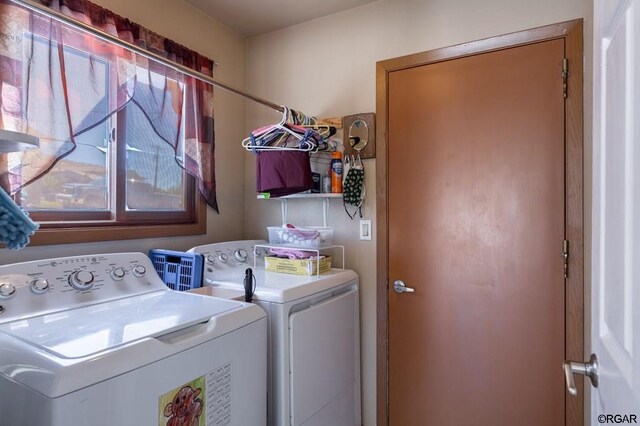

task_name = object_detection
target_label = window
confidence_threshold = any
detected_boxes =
[13,33,204,244]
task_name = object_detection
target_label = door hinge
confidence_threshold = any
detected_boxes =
[562,58,569,98]
[563,239,569,278]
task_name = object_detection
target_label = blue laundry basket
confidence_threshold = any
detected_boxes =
[148,249,204,291]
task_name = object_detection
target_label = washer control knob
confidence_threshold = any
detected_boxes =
[206,255,216,264]
[234,249,248,263]
[132,265,146,277]
[0,283,16,299]
[218,253,228,263]
[110,267,126,281]
[69,270,94,291]
[30,278,50,294]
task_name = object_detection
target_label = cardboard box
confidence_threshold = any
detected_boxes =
[264,255,331,276]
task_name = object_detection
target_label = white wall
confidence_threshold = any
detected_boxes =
[244,1,593,424]
[0,0,248,264]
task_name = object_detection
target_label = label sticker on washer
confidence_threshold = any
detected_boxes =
[158,362,232,426]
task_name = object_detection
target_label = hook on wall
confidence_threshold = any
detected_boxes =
[343,113,376,159]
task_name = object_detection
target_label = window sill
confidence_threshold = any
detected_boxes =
[24,199,207,246]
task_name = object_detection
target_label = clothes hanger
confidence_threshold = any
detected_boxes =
[270,119,324,150]
[253,106,289,137]
[283,109,329,148]
[289,109,316,126]
[289,108,336,139]
[243,127,317,152]
[242,106,288,147]
[242,107,304,150]
[300,123,335,139]
[243,106,326,152]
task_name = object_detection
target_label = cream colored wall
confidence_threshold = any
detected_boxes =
[0,0,247,264]
[244,1,593,425]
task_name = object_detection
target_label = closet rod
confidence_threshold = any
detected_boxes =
[9,0,286,113]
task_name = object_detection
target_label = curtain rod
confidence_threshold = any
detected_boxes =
[9,0,286,113]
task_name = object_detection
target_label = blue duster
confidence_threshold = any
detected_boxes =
[0,188,38,250]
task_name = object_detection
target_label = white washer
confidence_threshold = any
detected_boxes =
[0,252,266,426]
[189,240,361,426]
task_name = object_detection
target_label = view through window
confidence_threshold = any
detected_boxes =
[17,33,196,225]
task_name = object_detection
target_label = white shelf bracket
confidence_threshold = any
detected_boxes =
[280,199,288,225]
[323,198,329,228]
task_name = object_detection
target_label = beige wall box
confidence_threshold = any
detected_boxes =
[343,113,376,159]
[265,255,332,275]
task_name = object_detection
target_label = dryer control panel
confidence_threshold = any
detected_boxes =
[189,240,269,282]
[0,253,165,323]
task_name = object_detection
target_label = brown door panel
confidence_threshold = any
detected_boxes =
[388,40,565,426]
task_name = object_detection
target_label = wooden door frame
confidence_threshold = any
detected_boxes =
[375,20,584,426]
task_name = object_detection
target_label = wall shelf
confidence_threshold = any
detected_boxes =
[256,193,342,200]
[257,193,343,226]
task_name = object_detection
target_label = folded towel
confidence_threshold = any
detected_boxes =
[256,151,312,197]
[269,247,316,260]
[0,188,38,250]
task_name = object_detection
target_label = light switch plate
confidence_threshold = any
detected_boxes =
[359,220,372,240]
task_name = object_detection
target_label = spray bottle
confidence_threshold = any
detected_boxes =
[330,151,343,193]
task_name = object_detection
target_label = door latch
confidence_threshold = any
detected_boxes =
[563,240,569,279]
[563,353,598,396]
[393,280,415,294]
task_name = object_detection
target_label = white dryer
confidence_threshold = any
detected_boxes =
[0,252,266,426]
[189,240,361,426]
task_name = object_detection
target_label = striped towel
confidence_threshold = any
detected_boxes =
[0,188,38,250]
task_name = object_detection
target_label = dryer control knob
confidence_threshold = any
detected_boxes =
[69,270,94,291]
[206,255,216,264]
[132,265,146,277]
[234,249,248,263]
[30,278,50,294]
[110,267,126,281]
[218,253,228,263]
[0,283,16,298]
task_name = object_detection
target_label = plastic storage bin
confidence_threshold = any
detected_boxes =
[267,226,334,248]
[148,249,204,291]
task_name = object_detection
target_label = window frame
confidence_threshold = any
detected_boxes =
[16,33,207,245]
[113,104,197,224]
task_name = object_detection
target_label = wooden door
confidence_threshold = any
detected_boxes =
[385,40,570,425]
[591,0,640,420]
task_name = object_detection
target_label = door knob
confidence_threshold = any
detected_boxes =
[563,353,598,396]
[393,280,415,294]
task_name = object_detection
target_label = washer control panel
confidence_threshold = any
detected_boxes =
[0,252,165,323]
